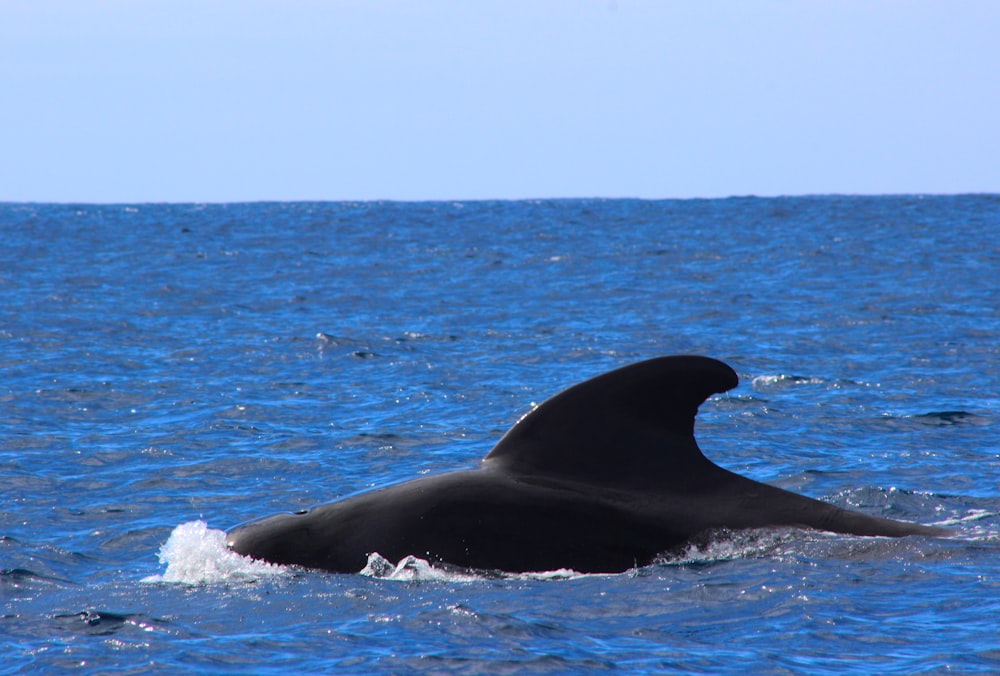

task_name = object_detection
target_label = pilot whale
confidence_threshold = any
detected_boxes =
[226,356,948,573]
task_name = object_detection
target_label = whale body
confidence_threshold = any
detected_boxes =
[226,356,948,573]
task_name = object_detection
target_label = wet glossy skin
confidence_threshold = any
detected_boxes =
[227,356,949,574]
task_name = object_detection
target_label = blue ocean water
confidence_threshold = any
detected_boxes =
[1,196,998,673]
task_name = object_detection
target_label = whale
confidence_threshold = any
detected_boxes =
[226,356,949,574]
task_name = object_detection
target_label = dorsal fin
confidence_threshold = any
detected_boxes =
[483,356,738,490]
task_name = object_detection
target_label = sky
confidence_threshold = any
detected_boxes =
[2,0,999,203]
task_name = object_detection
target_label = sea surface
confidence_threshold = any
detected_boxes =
[1,196,998,674]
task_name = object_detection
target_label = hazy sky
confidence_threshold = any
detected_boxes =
[3,1,998,203]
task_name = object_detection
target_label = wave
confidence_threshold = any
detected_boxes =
[751,374,826,389]
[908,410,985,426]
[872,410,989,430]
[51,610,170,637]
[750,373,881,392]
[1,567,76,589]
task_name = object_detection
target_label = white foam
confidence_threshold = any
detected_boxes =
[360,552,592,582]
[360,553,481,581]
[142,520,289,585]
[659,528,794,564]
[751,374,825,389]
[931,509,999,541]
[934,508,995,527]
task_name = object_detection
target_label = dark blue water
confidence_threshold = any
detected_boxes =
[2,196,998,673]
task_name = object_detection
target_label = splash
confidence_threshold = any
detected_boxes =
[360,553,482,582]
[657,528,796,565]
[360,552,591,582]
[142,520,288,585]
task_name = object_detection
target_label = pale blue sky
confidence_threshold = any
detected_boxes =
[2,1,998,203]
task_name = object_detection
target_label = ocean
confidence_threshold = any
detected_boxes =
[2,196,998,673]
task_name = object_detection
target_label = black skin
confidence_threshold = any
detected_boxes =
[227,356,950,574]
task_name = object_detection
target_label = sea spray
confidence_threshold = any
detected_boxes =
[143,520,288,585]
